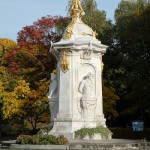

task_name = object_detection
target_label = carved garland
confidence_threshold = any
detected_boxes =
[80,50,92,60]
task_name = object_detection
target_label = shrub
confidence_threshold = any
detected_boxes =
[16,134,68,145]
[39,135,57,145]
[55,135,68,145]
[16,135,33,144]
[75,126,111,139]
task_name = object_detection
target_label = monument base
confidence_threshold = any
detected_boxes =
[48,117,111,140]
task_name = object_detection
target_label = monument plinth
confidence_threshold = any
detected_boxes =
[47,0,110,139]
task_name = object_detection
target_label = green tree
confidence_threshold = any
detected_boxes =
[82,0,110,42]
[104,1,150,125]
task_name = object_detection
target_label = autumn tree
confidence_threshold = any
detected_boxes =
[1,80,30,120]
[0,78,50,133]
[0,38,17,73]
[21,79,50,132]
[0,80,4,138]
[3,16,70,133]
[0,38,18,137]
[15,80,50,133]
[0,38,16,53]
[0,38,50,133]
[3,45,54,132]
[16,16,70,83]
[17,16,70,49]
[0,38,17,102]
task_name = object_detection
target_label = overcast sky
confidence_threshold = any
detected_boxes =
[0,0,121,41]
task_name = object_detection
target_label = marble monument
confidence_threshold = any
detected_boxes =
[47,0,109,139]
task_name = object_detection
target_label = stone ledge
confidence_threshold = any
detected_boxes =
[11,144,69,149]
[69,139,150,150]
[8,139,150,150]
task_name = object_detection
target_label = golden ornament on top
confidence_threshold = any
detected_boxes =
[70,0,85,17]
[63,0,85,39]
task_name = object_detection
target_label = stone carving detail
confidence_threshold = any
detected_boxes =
[78,72,97,119]
[61,52,69,73]
[81,50,92,60]
[47,72,57,127]
[79,72,93,98]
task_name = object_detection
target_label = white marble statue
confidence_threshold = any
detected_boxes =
[47,73,57,99]
[79,72,96,119]
[79,72,93,98]
[47,73,57,127]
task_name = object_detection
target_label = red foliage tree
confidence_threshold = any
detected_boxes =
[6,48,20,74]
[7,16,70,75]
[17,16,70,49]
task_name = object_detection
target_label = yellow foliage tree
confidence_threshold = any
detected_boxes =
[1,78,50,132]
[0,38,18,120]
[21,79,50,131]
[0,38,16,52]
[0,80,4,103]
[1,80,31,119]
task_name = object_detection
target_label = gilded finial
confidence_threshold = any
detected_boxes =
[63,0,85,39]
[70,0,85,17]
[63,0,98,40]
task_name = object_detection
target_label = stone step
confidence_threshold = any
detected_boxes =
[1,140,16,149]
[69,139,150,150]
[2,139,150,150]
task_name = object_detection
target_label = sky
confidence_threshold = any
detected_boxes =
[0,0,121,41]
